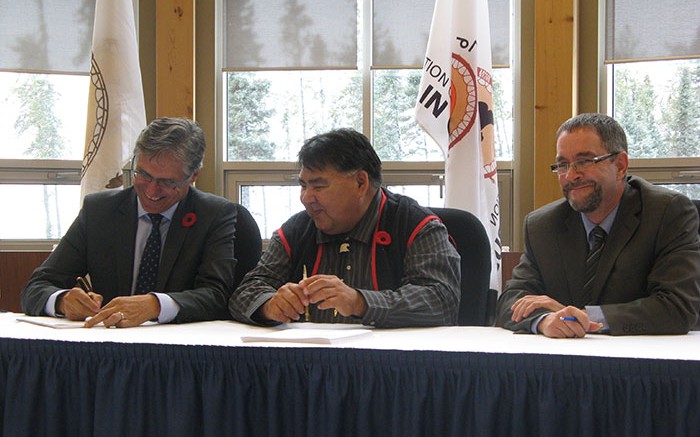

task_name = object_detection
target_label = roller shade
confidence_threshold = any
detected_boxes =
[223,0,358,70]
[373,0,510,68]
[605,0,700,63]
[0,0,95,74]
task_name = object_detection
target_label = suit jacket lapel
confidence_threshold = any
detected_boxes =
[590,183,640,303]
[115,190,139,294]
[158,189,195,291]
[560,209,589,306]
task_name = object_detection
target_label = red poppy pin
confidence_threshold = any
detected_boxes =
[375,231,391,245]
[182,212,197,227]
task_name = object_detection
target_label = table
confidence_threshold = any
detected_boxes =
[2,312,699,437]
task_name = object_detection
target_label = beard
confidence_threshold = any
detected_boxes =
[564,182,603,213]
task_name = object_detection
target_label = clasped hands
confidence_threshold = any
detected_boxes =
[57,287,160,328]
[261,274,368,323]
[511,295,603,338]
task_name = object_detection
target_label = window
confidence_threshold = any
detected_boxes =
[603,0,700,198]
[221,0,514,241]
[0,0,95,246]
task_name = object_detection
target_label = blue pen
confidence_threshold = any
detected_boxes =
[559,316,578,322]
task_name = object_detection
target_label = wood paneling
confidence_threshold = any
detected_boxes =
[502,251,522,286]
[156,0,194,118]
[0,252,50,312]
[533,0,576,208]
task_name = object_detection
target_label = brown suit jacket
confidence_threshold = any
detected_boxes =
[497,176,700,335]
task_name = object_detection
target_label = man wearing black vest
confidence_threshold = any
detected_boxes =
[230,128,460,328]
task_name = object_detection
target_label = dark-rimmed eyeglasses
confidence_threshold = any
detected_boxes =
[132,168,192,189]
[550,151,620,175]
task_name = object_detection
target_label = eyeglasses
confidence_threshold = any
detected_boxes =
[132,168,192,189]
[550,151,620,175]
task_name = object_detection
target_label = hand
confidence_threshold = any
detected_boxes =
[301,274,367,318]
[260,282,309,323]
[537,306,603,338]
[511,294,565,322]
[57,287,103,321]
[84,294,160,328]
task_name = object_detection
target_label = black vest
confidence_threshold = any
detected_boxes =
[278,189,437,291]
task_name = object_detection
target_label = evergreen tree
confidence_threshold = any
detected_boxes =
[613,70,663,158]
[662,66,700,158]
[374,71,431,161]
[227,74,275,160]
[491,72,513,160]
[13,75,65,238]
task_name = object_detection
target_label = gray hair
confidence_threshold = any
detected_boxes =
[556,113,628,154]
[133,117,206,176]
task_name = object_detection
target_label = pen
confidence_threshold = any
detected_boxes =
[559,316,578,322]
[76,276,93,293]
[303,265,310,322]
[77,276,100,304]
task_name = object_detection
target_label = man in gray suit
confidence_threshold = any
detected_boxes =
[496,113,700,337]
[22,118,238,328]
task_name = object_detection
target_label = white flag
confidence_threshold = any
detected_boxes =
[415,0,501,292]
[81,0,146,199]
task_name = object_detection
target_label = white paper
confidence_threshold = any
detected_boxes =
[16,316,91,329]
[241,327,372,344]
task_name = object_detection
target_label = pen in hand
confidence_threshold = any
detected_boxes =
[76,276,100,304]
[559,316,578,322]
[76,276,93,293]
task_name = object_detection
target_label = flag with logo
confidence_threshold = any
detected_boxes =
[415,0,501,293]
[81,0,146,199]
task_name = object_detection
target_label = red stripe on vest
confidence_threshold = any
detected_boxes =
[278,227,291,258]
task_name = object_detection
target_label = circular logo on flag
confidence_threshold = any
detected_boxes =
[448,53,477,149]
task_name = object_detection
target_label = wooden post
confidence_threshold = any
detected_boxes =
[156,0,194,118]
[533,0,577,208]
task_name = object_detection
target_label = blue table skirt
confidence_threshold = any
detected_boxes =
[1,338,698,437]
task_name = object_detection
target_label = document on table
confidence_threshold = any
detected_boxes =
[241,324,372,344]
[16,316,89,329]
[16,316,159,329]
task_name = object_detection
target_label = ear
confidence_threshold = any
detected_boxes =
[355,170,370,194]
[189,169,200,186]
[615,152,629,180]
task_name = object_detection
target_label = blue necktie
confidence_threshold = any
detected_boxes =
[135,213,163,294]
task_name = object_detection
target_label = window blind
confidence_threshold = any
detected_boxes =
[0,0,95,74]
[605,0,700,63]
[372,0,511,68]
[223,0,358,70]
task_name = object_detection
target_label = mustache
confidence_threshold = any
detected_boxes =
[563,181,594,191]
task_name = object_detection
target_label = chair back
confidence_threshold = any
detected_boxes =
[430,207,495,326]
[233,204,263,290]
[693,199,700,235]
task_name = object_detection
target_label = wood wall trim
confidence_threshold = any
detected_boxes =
[533,0,576,208]
[156,0,194,118]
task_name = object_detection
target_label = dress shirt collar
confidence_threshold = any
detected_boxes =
[581,204,618,246]
[136,199,179,223]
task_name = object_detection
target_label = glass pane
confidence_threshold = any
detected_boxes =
[0,184,80,239]
[373,68,513,162]
[612,59,700,159]
[0,72,89,160]
[226,71,362,161]
[385,185,443,208]
[660,184,700,200]
[239,185,304,239]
